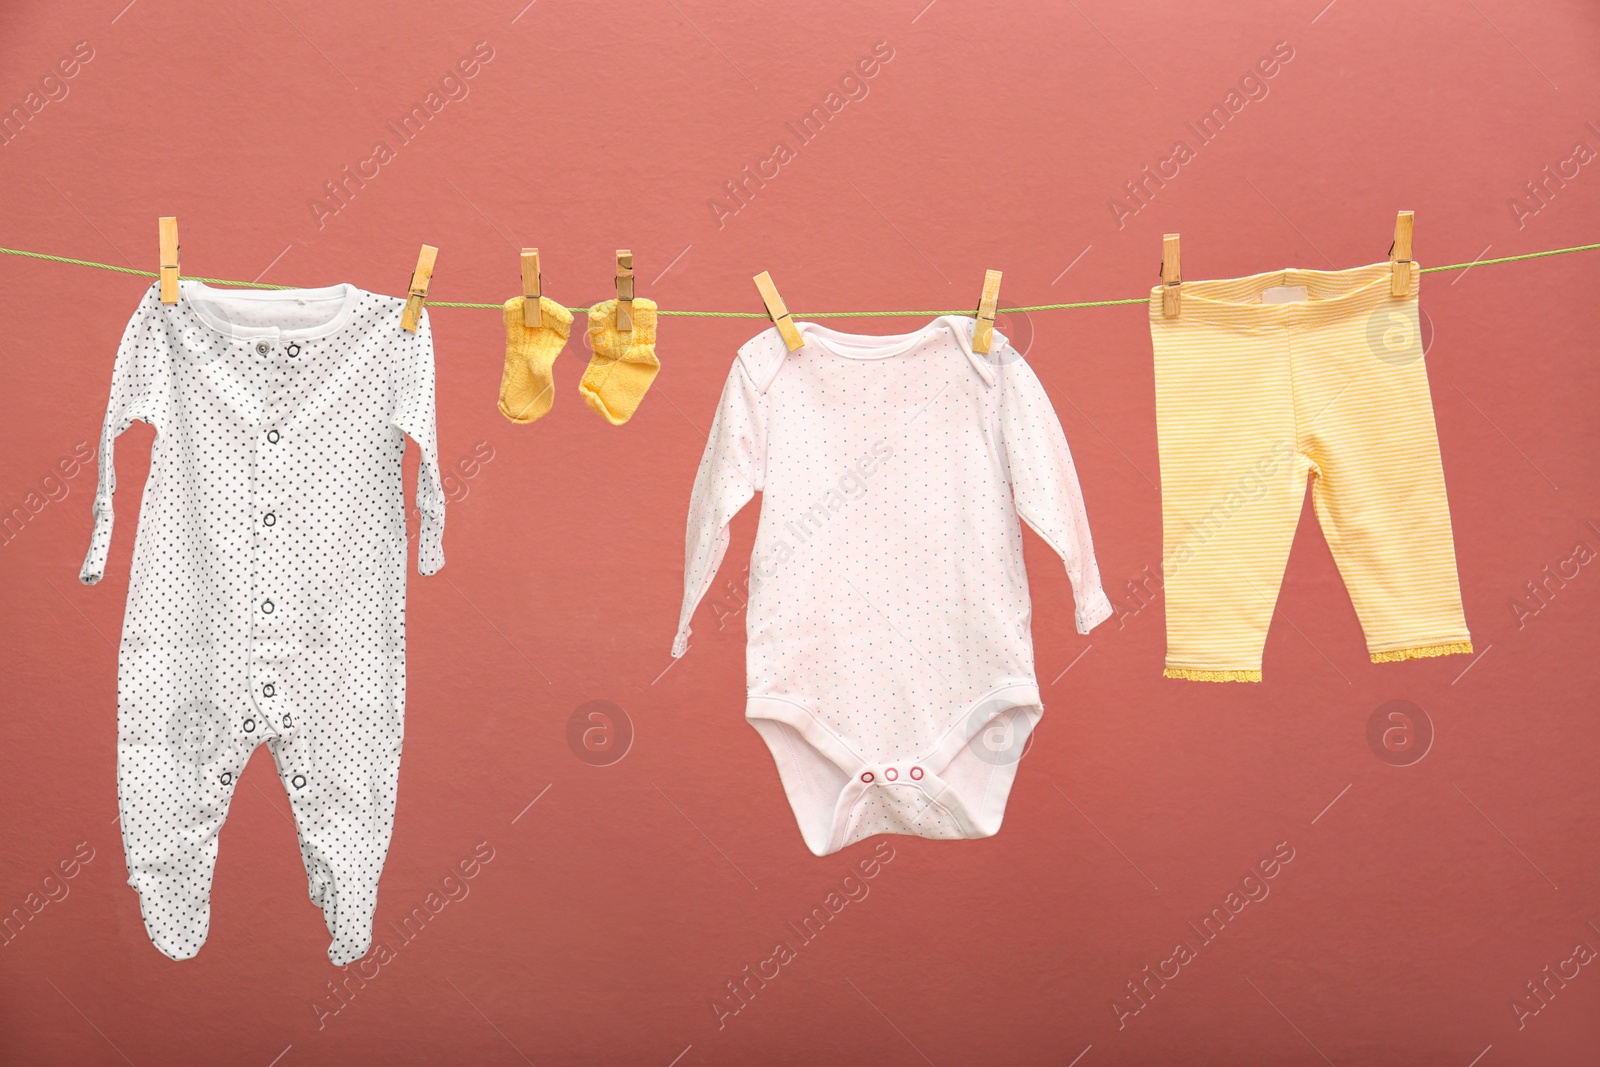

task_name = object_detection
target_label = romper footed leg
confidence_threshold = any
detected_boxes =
[118,697,250,961]
[275,711,404,966]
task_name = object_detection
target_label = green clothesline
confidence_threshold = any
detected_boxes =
[2,241,1596,318]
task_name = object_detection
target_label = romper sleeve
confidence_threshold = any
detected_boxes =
[81,287,168,585]
[995,341,1113,634]
[671,357,768,658]
[392,308,446,575]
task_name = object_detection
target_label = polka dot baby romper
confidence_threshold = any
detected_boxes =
[81,280,445,964]
[672,317,1113,856]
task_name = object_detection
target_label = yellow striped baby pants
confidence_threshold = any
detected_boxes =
[1151,262,1471,682]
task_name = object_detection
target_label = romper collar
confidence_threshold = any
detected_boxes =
[181,279,363,342]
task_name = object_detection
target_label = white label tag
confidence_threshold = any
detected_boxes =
[1261,285,1309,304]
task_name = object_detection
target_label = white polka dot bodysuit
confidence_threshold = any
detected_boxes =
[81,280,445,964]
[672,317,1112,856]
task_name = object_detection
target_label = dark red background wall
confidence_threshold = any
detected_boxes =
[3,2,1598,1064]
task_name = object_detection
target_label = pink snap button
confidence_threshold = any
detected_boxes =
[860,772,874,783]
[884,767,899,781]
[910,766,924,780]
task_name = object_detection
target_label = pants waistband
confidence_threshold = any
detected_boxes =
[1149,261,1418,328]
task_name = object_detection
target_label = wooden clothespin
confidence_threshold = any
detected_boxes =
[1390,211,1415,297]
[1161,233,1182,318]
[972,269,1003,354]
[158,217,180,304]
[753,271,803,351]
[615,249,634,331]
[520,248,542,327]
[401,245,437,333]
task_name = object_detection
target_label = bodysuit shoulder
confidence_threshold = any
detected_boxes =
[736,327,793,393]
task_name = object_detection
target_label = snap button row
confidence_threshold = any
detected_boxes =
[861,765,925,785]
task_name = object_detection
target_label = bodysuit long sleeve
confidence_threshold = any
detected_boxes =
[671,356,767,657]
[994,351,1113,633]
[669,315,1111,857]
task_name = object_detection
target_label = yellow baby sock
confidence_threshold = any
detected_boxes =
[581,298,661,426]
[498,296,574,424]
